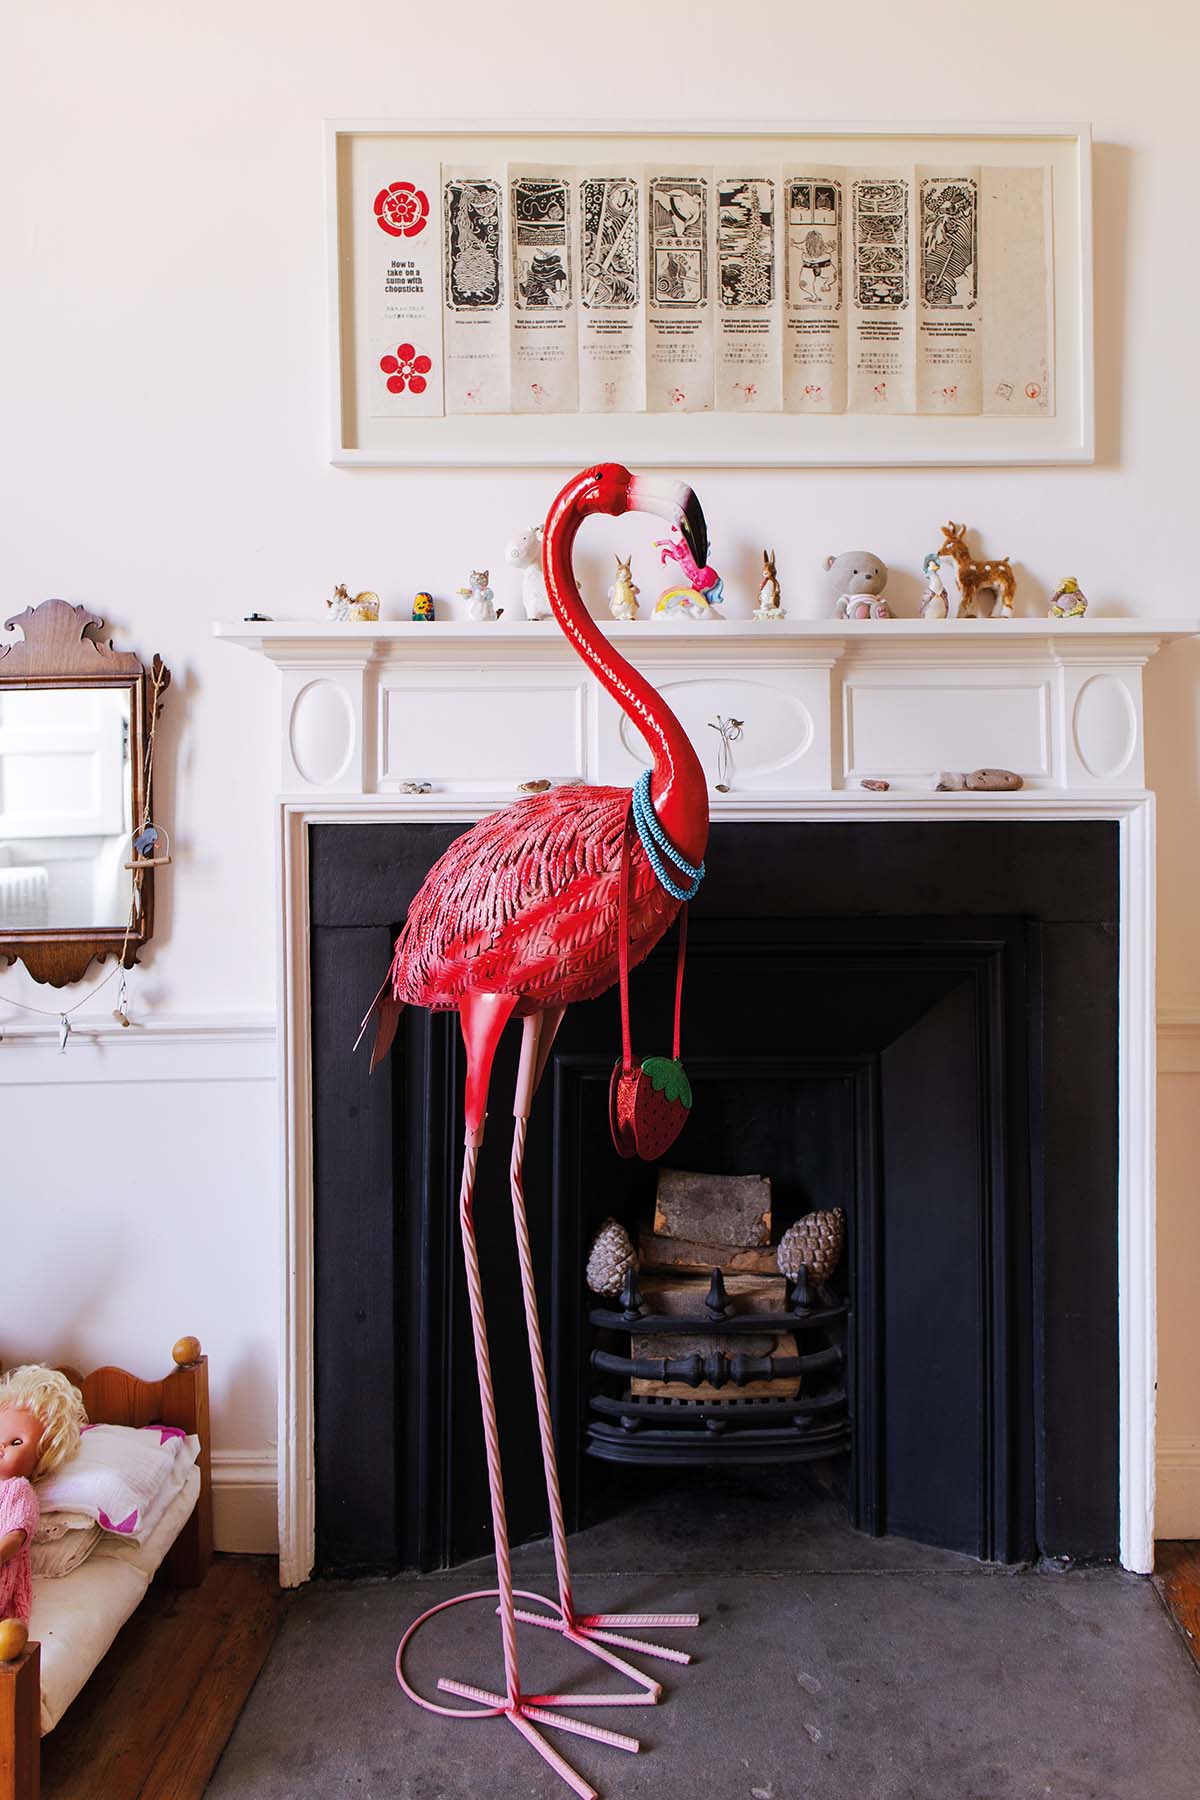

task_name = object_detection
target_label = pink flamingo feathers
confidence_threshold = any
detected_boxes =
[369,464,711,1800]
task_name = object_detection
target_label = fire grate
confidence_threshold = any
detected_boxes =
[587,1265,850,1467]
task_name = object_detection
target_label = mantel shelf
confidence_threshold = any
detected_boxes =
[216,616,1199,656]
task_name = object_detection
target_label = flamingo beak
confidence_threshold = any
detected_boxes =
[627,474,709,569]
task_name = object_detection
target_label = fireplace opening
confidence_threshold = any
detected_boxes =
[310,821,1118,1577]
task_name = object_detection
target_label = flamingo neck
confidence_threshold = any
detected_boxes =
[544,477,709,867]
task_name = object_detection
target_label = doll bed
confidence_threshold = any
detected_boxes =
[0,1342,212,1800]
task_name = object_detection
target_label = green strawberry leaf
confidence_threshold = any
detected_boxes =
[641,1057,692,1108]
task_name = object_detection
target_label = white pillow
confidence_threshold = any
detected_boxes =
[30,1524,102,1579]
[35,1423,200,1544]
[34,1510,95,1543]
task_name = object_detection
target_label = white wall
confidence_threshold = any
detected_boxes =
[3,0,1198,1548]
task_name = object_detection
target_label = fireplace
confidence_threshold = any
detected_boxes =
[217,608,1181,1582]
[308,818,1117,1576]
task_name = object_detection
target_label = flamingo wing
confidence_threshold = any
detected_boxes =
[390,785,677,1014]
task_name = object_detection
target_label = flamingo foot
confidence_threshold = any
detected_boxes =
[510,1600,700,1672]
[396,1588,644,1800]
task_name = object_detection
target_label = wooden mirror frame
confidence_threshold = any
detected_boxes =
[0,599,171,986]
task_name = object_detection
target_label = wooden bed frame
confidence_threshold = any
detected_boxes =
[0,1341,213,1800]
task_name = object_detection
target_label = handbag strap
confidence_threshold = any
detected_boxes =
[618,801,689,1073]
[618,806,634,1075]
[672,903,687,1061]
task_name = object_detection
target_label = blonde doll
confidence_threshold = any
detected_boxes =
[0,1366,87,1658]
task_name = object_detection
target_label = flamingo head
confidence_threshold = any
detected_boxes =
[564,463,709,573]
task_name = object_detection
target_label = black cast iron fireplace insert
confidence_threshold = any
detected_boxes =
[309,820,1118,1576]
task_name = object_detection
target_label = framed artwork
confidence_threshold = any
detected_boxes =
[327,121,1093,468]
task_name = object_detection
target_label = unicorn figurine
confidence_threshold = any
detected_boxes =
[505,525,552,620]
[653,527,725,619]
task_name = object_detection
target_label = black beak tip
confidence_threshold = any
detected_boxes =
[682,488,709,568]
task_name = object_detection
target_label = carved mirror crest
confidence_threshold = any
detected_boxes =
[0,600,171,986]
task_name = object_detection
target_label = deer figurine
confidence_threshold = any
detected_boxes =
[939,522,1016,619]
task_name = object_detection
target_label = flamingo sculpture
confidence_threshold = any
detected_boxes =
[365,463,711,1800]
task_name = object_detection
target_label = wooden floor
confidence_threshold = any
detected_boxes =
[1156,1541,1200,1674]
[41,1556,283,1800]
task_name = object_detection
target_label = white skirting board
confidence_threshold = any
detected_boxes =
[1157,1441,1200,1540]
[212,1452,280,1555]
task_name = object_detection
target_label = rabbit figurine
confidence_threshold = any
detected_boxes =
[608,554,640,621]
[754,549,785,620]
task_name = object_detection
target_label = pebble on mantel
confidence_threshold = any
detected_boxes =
[936,769,1024,791]
[965,768,1024,791]
[860,779,890,791]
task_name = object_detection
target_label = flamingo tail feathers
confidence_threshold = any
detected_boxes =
[355,974,406,1071]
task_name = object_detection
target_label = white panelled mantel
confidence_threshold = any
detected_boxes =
[216,615,1197,1585]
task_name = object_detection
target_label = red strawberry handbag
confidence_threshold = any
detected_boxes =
[609,811,693,1161]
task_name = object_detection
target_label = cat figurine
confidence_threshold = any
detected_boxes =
[458,569,497,622]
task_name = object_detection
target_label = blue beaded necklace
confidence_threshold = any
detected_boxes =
[631,768,706,902]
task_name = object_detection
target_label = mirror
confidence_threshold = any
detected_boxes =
[0,687,135,931]
[0,601,170,986]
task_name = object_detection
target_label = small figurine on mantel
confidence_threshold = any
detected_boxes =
[754,549,786,621]
[1049,576,1089,619]
[939,521,1016,618]
[327,584,379,623]
[608,554,641,621]
[825,550,892,620]
[505,525,553,620]
[458,569,498,621]
[653,527,725,620]
[412,592,436,623]
[919,552,950,619]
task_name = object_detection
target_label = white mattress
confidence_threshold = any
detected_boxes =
[30,1463,202,1733]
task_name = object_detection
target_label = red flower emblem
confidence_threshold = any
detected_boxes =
[380,343,432,395]
[374,182,430,238]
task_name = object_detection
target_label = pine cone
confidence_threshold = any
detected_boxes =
[586,1218,637,1298]
[777,1208,846,1284]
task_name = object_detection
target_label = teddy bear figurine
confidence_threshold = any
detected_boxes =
[825,550,893,620]
[0,1366,87,1660]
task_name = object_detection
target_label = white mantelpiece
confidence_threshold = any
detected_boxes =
[216,614,1196,1588]
[216,618,1195,803]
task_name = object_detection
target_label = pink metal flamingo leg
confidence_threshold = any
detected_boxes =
[397,992,644,1800]
[506,1011,699,1697]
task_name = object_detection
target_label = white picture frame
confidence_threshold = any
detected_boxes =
[327,119,1093,469]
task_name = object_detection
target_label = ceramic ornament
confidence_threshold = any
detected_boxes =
[754,549,785,620]
[1049,577,1088,619]
[412,592,436,622]
[458,569,498,621]
[363,464,711,1797]
[920,552,949,619]
[327,584,380,623]
[608,554,641,621]
[652,526,725,619]
[506,524,553,620]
